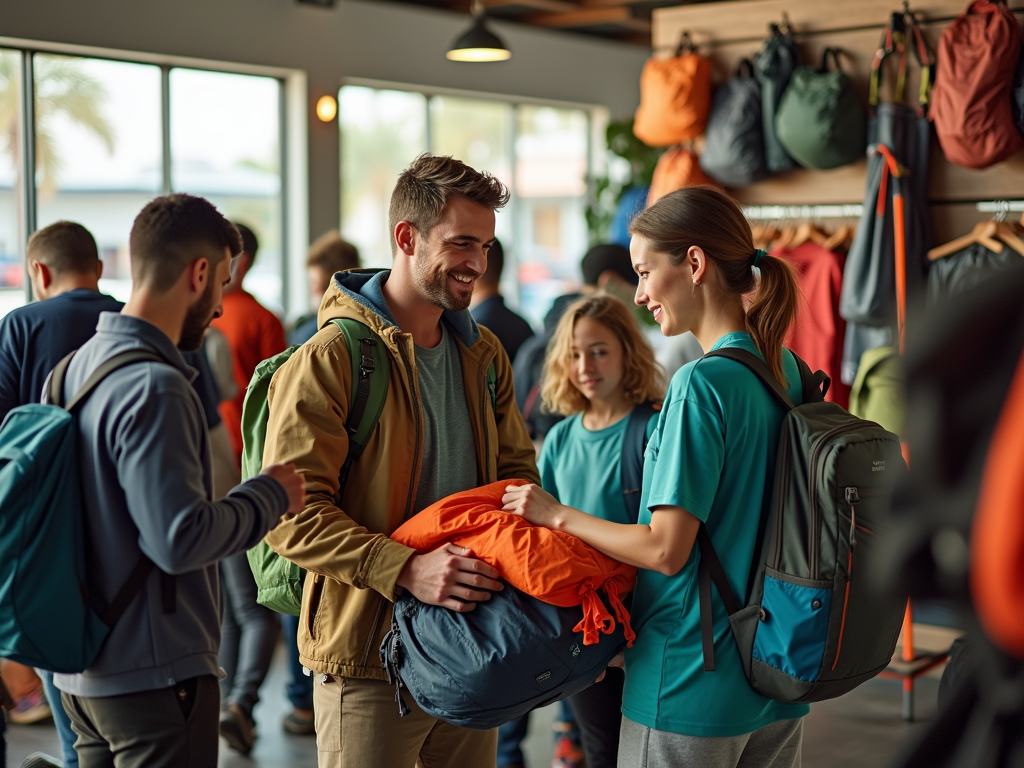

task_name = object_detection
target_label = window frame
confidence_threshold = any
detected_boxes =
[0,35,304,315]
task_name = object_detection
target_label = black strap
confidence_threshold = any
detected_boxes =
[696,523,742,673]
[704,348,797,410]
[621,401,659,524]
[675,31,696,57]
[53,350,167,412]
[338,335,377,493]
[820,47,842,73]
[45,351,77,407]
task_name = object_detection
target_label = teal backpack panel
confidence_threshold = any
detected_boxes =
[0,351,166,673]
[697,348,908,703]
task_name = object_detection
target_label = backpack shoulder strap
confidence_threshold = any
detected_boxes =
[621,401,659,524]
[703,348,796,411]
[45,350,77,407]
[62,350,167,412]
[332,318,389,492]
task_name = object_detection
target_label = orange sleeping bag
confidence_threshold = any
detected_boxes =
[391,480,637,647]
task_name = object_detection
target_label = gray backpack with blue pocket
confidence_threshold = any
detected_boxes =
[698,348,907,703]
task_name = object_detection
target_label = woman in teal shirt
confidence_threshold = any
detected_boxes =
[504,187,807,768]
[537,293,664,768]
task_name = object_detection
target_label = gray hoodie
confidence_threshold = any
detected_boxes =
[53,312,287,698]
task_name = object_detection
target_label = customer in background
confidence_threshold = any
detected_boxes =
[289,231,362,346]
[0,221,125,768]
[53,194,303,768]
[261,154,538,768]
[504,186,808,768]
[211,222,287,466]
[469,238,534,365]
[533,294,664,768]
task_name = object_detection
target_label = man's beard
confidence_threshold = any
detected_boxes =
[179,279,217,352]
[413,246,478,312]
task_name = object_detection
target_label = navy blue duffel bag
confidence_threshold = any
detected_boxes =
[380,582,626,729]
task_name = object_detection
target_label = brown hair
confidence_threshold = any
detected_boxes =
[541,294,665,417]
[27,221,100,275]
[629,186,798,384]
[130,194,242,291]
[307,230,361,274]
[388,154,510,253]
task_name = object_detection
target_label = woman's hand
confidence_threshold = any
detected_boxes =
[502,483,566,530]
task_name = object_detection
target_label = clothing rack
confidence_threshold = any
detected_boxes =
[742,204,864,220]
[975,200,1024,218]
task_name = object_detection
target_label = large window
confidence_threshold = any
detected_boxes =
[1,49,287,318]
[340,84,592,328]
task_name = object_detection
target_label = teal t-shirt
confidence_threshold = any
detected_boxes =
[622,332,811,737]
[539,409,658,524]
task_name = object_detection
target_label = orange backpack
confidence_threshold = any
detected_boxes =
[647,147,715,205]
[633,33,712,148]
[930,0,1024,169]
[391,480,636,647]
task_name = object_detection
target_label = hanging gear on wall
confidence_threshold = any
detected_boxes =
[633,32,712,148]
[755,18,801,173]
[700,59,769,186]
[839,8,935,385]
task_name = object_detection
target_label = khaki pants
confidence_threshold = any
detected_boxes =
[313,674,497,768]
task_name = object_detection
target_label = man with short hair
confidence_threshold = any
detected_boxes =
[262,155,540,768]
[469,238,534,365]
[211,222,287,465]
[289,230,362,345]
[53,194,304,768]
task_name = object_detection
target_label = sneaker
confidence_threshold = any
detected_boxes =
[282,707,315,735]
[552,734,585,768]
[8,691,52,725]
[219,703,255,755]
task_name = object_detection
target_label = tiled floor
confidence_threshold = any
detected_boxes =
[4,647,941,768]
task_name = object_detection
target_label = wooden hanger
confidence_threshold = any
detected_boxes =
[927,220,1004,261]
[993,221,1024,256]
[788,221,831,248]
[823,222,854,252]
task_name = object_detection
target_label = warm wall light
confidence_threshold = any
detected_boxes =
[446,0,511,62]
[316,95,338,122]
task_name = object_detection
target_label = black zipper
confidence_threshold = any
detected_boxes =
[397,339,424,521]
[809,420,872,578]
[360,595,387,667]
[772,429,794,571]
[479,350,494,484]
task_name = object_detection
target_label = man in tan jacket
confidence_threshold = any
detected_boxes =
[263,155,540,768]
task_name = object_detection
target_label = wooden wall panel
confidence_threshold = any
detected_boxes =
[651,0,1024,214]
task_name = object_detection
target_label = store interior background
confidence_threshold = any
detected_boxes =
[2,0,1008,764]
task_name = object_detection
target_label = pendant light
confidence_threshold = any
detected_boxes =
[446,0,511,62]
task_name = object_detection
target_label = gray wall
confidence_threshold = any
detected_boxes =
[3,0,648,241]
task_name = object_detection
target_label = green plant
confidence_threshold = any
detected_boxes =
[585,118,662,245]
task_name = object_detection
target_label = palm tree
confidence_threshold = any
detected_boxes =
[0,52,115,197]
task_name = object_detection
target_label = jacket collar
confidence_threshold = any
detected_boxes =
[330,268,482,348]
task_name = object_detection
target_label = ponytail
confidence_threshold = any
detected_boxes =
[629,186,798,385]
[745,253,799,384]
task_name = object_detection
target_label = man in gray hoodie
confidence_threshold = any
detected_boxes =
[52,194,304,768]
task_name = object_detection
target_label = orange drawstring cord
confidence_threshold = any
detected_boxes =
[604,581,636,648]
[573,581,616,646]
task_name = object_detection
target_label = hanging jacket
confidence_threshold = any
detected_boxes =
[262,270,539,682]
[927,242,1023,303]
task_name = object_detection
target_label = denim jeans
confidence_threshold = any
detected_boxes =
[281,613,314,711]
[39,669,79,768]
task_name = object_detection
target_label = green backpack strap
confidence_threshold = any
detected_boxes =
[486,361,497,413]
[332,318,390,496]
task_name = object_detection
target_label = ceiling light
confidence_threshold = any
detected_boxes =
[447,1,511,62]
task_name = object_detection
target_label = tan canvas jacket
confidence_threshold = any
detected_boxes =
[263,269,540,680]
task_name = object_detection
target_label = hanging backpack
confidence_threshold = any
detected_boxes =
[245,319,498,615]
[647,147,714,206]
[0,351,176,673]
[755,21,801,173]
[775,48,867,170]
[633,32,712,148]
[700,59,769,187]
[696,349,908,702]
[930,0,1024,169]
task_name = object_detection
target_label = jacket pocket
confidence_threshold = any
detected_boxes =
[307,574,325,641]
[752,568,832,683]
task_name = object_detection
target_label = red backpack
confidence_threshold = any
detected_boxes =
[930,0,1024,169]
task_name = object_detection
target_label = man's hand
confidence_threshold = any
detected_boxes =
[261,462,306,517]
[396,544,503,612]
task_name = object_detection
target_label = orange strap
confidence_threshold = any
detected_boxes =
[605,580,636,648]
[872,144,908,350]
[971,351,1024,658]
[573,581,616,647]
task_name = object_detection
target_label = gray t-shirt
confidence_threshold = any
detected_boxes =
[413,323,478,514]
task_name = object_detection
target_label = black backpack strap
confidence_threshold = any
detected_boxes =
[704,348,796,410]
[63,350,167,411]
[45,350,78,407]
[696,523,742,672]
[621,401,659,524]
[794,354,830,404]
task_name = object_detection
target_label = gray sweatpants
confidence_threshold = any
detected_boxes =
[618,716,803,768]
